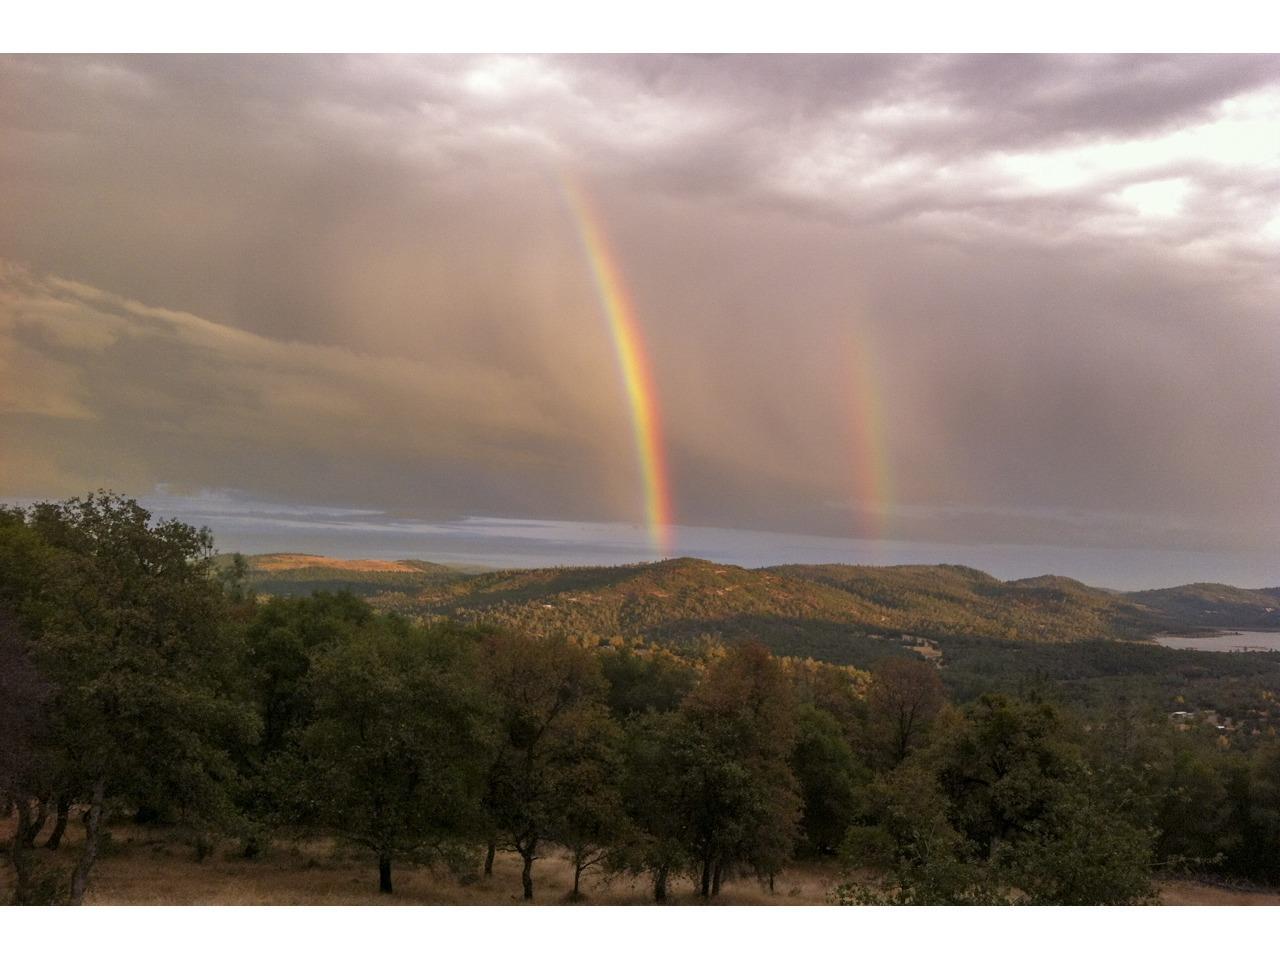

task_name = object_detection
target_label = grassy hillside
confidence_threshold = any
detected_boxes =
[237,553,472,598]
[1127,583,1280,630]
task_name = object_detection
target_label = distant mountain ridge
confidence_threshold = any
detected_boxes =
[1128,582,1280,630]
[230,553,1279,665]
[766,563,1160,644]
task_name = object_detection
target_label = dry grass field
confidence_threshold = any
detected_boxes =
[4,818,1280,905]
[250,555,423,573]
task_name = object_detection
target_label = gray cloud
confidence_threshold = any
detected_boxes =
[2,54,1278,572]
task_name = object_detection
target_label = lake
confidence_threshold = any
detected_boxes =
[1155,630,1280,653]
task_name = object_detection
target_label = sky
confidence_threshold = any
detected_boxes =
[2,53,1278,587]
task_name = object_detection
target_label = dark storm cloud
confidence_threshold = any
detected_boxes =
[2,53,1278,560]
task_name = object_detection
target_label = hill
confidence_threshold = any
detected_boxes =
[1127,583,1280,630]
[231,554,1193,666]
[767,564,1160,644]
[237,553,472,598]
[229,552,1280,666]
[373,557,909,664]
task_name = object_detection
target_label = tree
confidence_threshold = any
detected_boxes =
[676,642,801,897]
[791,704,868,855]
[841,696,1157,905]
[245,592,373,761]
[616,711,693,902]
[0,608,56,903]
[1001,792,1156,905]
[1227,743,1280,884]
[11,493,257,903]
[290,618,489,894]
[546,711,627,900]
[936,694,1078,861]
[866,656,945,767]
[480,633,614,900]
[598,645,697,719]
[838,759,1003,905]
[238,591,375,853]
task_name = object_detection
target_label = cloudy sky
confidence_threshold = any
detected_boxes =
[2,54,1278,585]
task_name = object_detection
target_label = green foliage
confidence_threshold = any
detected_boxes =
[1000,794,1157,905]
[791,704,868,855]
[479,632,617,900]
[9,507,1280,905]
[675,643,803,894]
[840,694,1161,905]
[244,591,373,759]
[598,645,698,718]
[544,700,628,899]
[941,635,1280,724]
[938,695,1081,857]
[614,710,694,900]
[287,618,490,893]
[1,493,259,902]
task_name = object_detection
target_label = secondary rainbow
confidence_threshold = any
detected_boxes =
[847,328,892,540]
[560,174,674,555]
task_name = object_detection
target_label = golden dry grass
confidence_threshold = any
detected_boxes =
[1156,880,1280,906]
[83,838,845,906]
[4,818,1279,905]
[2,819,842,905]
[252,555,420,573]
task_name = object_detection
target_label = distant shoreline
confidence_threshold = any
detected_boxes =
[1157,627,1280,638]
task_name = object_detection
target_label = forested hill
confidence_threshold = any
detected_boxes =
[235,554,1209,664]
[357,557,911,664]
[768,564,1160,644]
[1126,582,1280,629]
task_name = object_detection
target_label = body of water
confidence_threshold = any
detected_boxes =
[1155,630,1280,653]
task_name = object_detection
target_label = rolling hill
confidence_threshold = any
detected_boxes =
[1127,583,1280,630]
[768,564,1160,644]
[229,553,1225,666]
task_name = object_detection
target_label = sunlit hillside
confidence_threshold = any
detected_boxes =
[232,554,1199,664]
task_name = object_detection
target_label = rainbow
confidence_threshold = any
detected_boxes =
[847,330,892,540]
[560,175,674,555]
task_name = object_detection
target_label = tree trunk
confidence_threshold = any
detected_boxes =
[711,859,723,897]
[572,860,583,899]
[22,797,49,847]
[483,839,496,877]
[45,798,70,850]
[69,777,106,905]
[653,864,669,903]
[700,856,712,898]
[521,850,535,901]
[9,800,34,905]
[378,855,393,895]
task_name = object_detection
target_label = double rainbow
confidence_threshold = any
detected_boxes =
[561,175,892,552]
[561,176,675,555]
